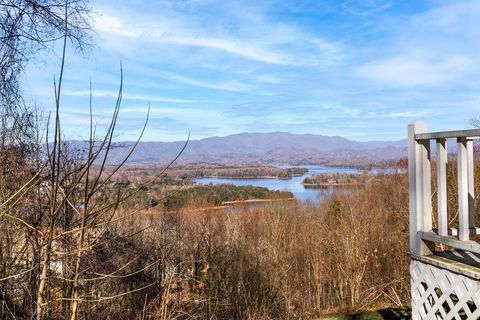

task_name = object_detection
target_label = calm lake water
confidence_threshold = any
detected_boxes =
[193,165,359,203]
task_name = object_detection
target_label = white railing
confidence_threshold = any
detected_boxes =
[409,121,480,256]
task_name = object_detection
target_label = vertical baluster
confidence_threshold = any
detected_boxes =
[458,137,469,241]
[437,138,448,236]
[467,139,475,231]
[421,139,432,232]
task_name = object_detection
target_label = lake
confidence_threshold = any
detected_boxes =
[193,165,360,203]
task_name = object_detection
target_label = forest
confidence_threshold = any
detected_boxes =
[159,184,293,209]
[2,160,416,319]
[302,172,371,187]
[120,165,309,180]
[7,140,480,319]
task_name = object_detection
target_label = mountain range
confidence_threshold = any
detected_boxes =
[96,132,407,167]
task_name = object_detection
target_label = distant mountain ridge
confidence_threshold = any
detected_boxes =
[92,132,407,166]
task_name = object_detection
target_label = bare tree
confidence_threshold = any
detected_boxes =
[0,0,92,147]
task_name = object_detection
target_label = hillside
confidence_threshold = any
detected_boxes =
[90,132,407,166]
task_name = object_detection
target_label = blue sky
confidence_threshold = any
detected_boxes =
[24,0,480,142]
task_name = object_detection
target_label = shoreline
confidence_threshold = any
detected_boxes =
[302,182,359,188]
[192,175,303,180]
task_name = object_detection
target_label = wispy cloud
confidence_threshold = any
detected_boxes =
[256,75,282,84]
[63,90,196,103]
[94,9,342,67]
[225,100,362,119]
[94,14,143,38]
[341,0,393,16]
[354,1,480,87]
[157,70,252,92]
[354,55,473,87]
[158,34,292,65]
[62,106,209,117]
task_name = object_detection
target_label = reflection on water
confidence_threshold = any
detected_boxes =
[193,165,360,204]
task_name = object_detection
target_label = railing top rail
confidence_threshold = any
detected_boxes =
[415,129,480,140]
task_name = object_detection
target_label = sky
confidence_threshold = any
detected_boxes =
[23,0,480,142]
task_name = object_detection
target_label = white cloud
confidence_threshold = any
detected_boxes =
[157,33,291,65]
[256,75,282,84]
[157,71,252,92]
[321,104,362,117]
[92,10,342,67]
[94,14,143,38]
[63,90,196,103]
[354,55,473,87]
[353,1,480,88]
[409,1,480,32]
[342,0,392,15]
[119,106,217,118]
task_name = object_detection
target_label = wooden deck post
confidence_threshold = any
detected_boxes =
[408,121,433,255]
[467,139,475,230]
[458,137,469,241]
[436,138,448,237]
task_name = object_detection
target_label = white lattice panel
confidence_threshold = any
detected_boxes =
[411,260,480,319]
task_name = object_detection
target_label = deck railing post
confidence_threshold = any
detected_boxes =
[467,139,475,230]
[436,138,448,236]
[458,137,469,241]
[421,138,433,233]
[409,121,433,255]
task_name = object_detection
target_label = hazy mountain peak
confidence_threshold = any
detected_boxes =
[99,132,406,166]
